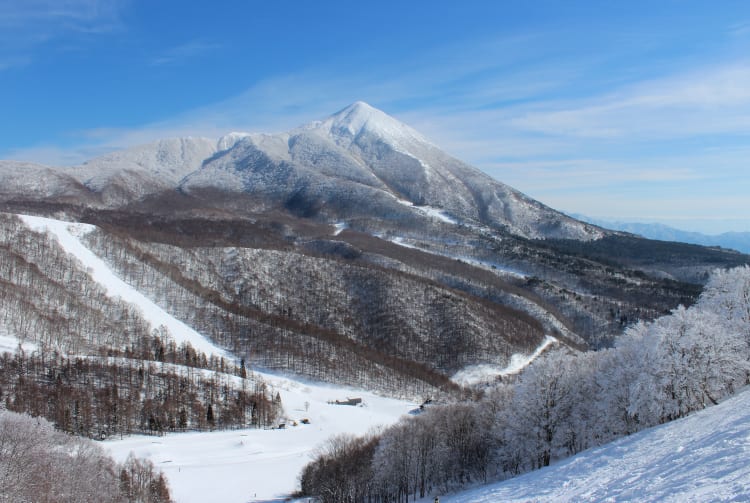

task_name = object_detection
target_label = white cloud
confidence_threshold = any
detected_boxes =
[150,40,224,67]
[729,20,750,38]
[485,159,703,189]
[3,26,749,231]
[0,0,125,28]
[0,0,126,70]
[506,62,750,139]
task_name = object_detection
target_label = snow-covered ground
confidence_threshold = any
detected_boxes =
[0,334,37,353]
[5,214,573,501]
[433,388,750,502]
[18,215,224,357]
[451,336,557,386]
[394,197,458,225]
[10,214,416,502]
[12,213,750,502]
[105,371,415,502]
[332,221,348,235]
[385,234,526,279]
[454,255,527,279]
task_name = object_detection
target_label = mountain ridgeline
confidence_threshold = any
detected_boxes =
[0,102,747,396]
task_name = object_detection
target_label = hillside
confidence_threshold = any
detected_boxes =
[105,371,417,503]
[0,103,749,503]
[0,103,747,392]
[438,387,750,502]
[296,265,750,502]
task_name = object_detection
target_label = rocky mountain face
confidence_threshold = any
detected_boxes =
[0,102,747,393]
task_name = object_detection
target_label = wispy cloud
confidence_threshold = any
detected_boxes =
[0,30,591,160]
[506,63,750,139]
[488,148,750,234]
[8,42,750,166]
[4,24,750,231]
[729,20,750,38]
[0,0,125,29]
[150,40,223,67]
[486,159,704,189]
[0,0,126,70]
[0,56,31,71]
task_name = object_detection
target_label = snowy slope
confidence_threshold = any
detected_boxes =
[18,215,224,357]
[0,335,37,354]
[302,102,604,241]
[0,161,87,198]
[106,371,415,503]
[0,102,605,241]
[69,137,218,200]
[311,100,434,152]
[7,214,414,502]
[451,336,557,386]
[435,388,750,502]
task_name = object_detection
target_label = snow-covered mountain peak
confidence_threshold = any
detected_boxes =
[310,101,432,149]
[217,132,252,151]
[64,137,219,202]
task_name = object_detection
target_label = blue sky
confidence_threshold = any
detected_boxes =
[1,0,749,233]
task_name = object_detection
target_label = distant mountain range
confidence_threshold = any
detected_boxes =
[575,215,750,254]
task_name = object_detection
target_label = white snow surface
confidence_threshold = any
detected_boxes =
[11,214,414,501]
[71,137,218,192]
[1,102,605,242]
[395,197,458,225]
[313,101,433,151]
[451,336,557,386]
[433,387,750,503]
[458,256,527,279]
[106,371,416,503]
[385,233,527,280]
[217,132,252,151]
[0,334,37,354]
[18,215,224,357]
[333,221,348,236]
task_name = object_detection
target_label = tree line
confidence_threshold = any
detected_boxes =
[0,334,282,439]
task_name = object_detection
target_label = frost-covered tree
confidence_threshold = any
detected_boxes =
[0,409,168,503]
[119,453,172,503]
[297,266,750,502]
[698,265,750,351]
[300,433,377,503]
[628,304,748,424]
[505,351,578,468]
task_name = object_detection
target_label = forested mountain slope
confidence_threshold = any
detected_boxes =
[0,213,282,437]
[0,102,747,399]
[299,266,750,502]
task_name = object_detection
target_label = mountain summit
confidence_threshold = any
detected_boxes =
[312,101,432,149]
[0,102,602,240]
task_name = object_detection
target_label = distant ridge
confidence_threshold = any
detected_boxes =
[576,214,750,254]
